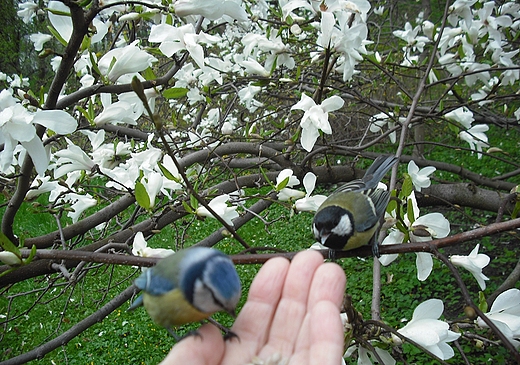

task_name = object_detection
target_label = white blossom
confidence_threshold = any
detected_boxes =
[450,244,490,290]
[396,299,460,360]
[407,160,436,192]
[291,93,344,152]
[477,288,520,348]
[196,194,239,226]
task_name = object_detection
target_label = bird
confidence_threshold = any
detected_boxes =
[312,155,398,257]
[128,246,241,339]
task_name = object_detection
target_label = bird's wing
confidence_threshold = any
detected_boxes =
[368,188,391,221]
[332,179,367,194]
[347,192,381,232]
[134,268,177,297]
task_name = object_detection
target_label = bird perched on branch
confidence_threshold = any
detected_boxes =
[128,246,241,339]
[312,155,398,256]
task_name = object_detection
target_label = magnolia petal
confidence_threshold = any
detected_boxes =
[301,124,320,152]
[34,110,77,134]
[303,172,317,196]
[413,298,444,321]
[291,93,315,111]
[416,252,433,281]
[490,288,520,313]
[320,95,344,112]
[22,136,49,175]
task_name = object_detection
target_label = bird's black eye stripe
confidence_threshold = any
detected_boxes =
[203,281,225,309]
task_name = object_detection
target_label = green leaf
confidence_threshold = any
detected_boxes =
[142,66,156,81]
[47,25,68,47]
[135,181,150,210]
[190,194,198,211]
[478,291,488,313]
[0,232,20,256]
[401,174,414,199]
[45,7,70,16]
[406,197,416,225]
[276,176,289,191]
[182,200,194,214]
[158,162,181,183]
[251,79,270,87]
[76,105,94,124]
[24,245,38,265]
[163,87,189,99]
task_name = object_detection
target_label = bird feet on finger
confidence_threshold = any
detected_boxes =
[206,317,240,342]
[166,327,202,342]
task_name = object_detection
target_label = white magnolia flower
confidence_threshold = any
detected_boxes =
[238,58,270,77]
[378,229,405,266]
[369,112,397,144]
[98,40,157,82]
[17,1,39,23]
[29,32,52,51]
[53,138,95,178]
[221,121,234,135]
[65,192,97,223]
[174,0,248,22]
[94,100,140,126]
[294,172,327,212]
[393,22,430,53]
[0,89,77,175]
[0,251,23,266]
[238,84,263,112]
[344,343,396,365]
[196,194,239,226]
[477,288,520,348]
[450,244,490,290]
[444,107,474,129]
[149,23,219,69]
[132,232,174,260]
[291,93,344,152]
[48,1,72,42]
[411,212,450,281]
[140,172,163,209]
[26,175,68,201]
[396,299,460,360]
[276,168,305,202]
[459,124,489,159]
[408,160,436,192]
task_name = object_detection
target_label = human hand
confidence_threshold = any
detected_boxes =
[160,250,346,365]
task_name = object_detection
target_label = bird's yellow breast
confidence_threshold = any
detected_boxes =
[343,223,379,250]
[143,289,211,328]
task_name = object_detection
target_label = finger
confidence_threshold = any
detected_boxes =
[159,324,224,365]
[291,261,346,354]
[308,300,344,364]
[307,262,346,309]
[288,300,344,365]
[222,256,290,363]
[260,250,324,357]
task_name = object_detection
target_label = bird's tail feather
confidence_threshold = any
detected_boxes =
[363,155,398,187]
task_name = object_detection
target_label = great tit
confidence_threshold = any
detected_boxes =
[128,247,241,337]
[312,155,398,256]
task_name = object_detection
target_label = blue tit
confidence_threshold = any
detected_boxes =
[312,155,398,256]
[128,247,241,337]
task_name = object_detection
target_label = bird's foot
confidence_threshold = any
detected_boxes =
[206,317,240,342]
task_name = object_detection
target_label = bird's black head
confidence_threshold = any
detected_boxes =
[312,206,354,250]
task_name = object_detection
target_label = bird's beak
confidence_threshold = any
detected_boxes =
[320,233,330,245]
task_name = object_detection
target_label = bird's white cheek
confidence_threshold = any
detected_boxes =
[331,215,353,236]
[192,279,222,314]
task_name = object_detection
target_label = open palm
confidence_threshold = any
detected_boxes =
[161,250,346,365]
